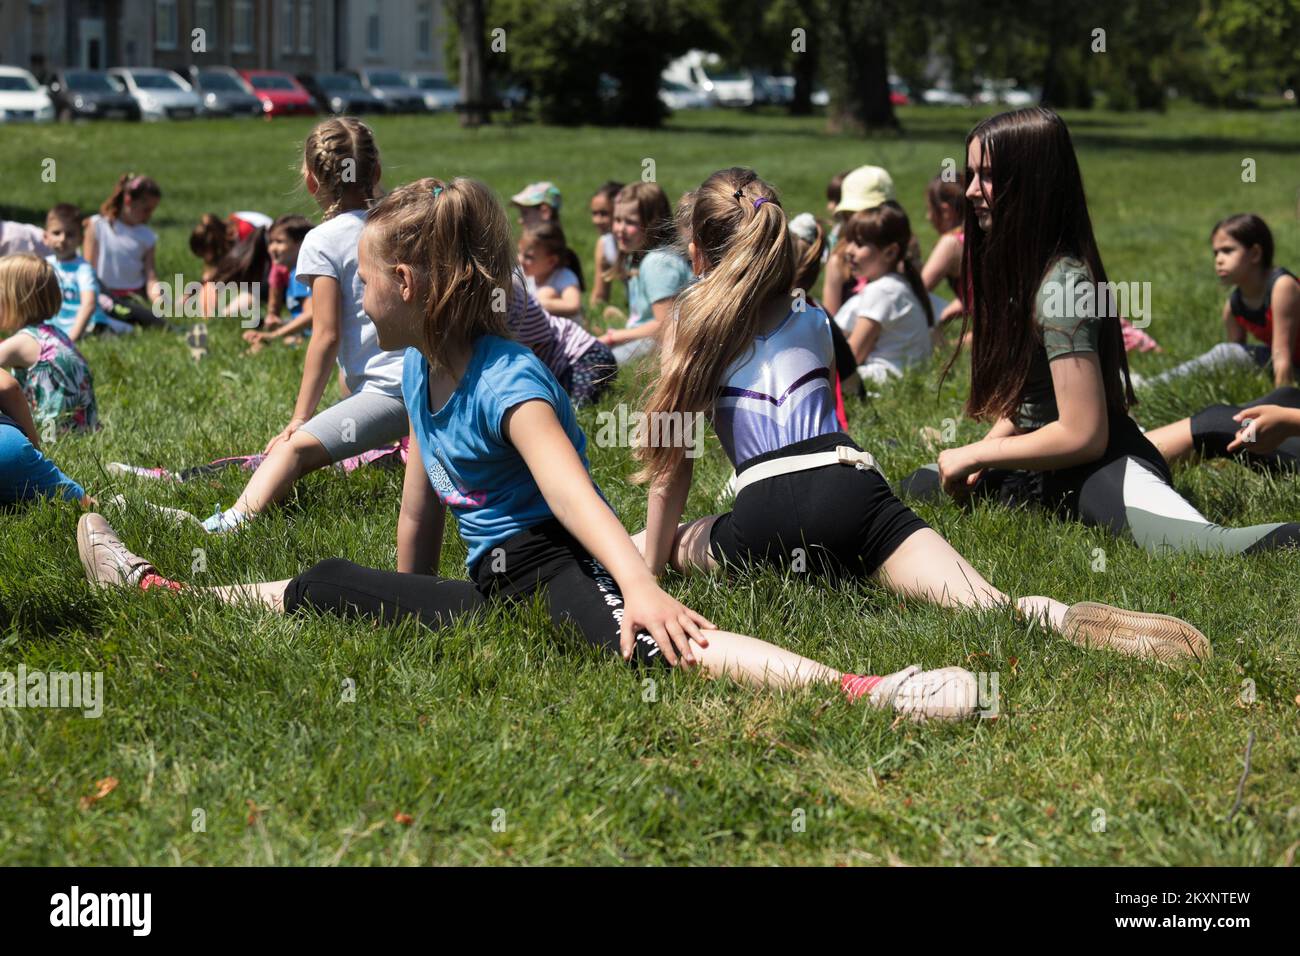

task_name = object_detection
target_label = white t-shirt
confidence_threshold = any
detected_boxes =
[599,232,617,267]
[89,215,157,291]
[0,220,51,258]
[833,273,931,379]
[294,209,404,397]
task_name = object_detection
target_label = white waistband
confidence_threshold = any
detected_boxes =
[732,445,883,496]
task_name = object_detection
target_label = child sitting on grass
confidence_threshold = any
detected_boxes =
[833,202,934,387]
[599,182,693,366]
[84,173,168,329]
[587,180,622,309]
[519,222,583,320]
[43,203,132,340]
[244,214,315,350]
[511,181,561,228]
[0,254,98,434]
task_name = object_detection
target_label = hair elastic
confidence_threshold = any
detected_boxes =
[432,185,443,198]
[733,188,744,201]
[753,197,769,210]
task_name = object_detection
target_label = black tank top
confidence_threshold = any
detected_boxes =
[1230,266,1299,360]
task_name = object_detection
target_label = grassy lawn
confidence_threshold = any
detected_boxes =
[1,106,1297,866]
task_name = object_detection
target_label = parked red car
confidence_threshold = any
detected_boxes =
[239,70,316,116]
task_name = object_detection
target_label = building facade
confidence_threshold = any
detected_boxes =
[0,0,447,76]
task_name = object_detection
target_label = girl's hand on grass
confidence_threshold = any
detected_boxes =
[1229,405,1300,454]
[619,581,713,667]
[264,418,306,454]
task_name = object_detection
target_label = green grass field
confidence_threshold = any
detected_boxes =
[1,107,1298,865]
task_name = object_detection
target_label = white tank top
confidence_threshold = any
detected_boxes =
[91,215,156,291]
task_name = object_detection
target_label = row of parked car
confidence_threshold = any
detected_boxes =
[0,64,465,122]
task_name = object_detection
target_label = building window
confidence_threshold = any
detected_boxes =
[232,0,254,52]
[366,0,382,55]
[280,0,295,53]
[155,0,178,50]
[195,0,218,49]
[416,1,432,57]
[299,0,314,53]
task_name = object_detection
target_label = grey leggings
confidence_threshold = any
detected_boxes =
[897,415,1300,556]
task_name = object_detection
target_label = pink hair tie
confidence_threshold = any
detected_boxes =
[128,175,145,191]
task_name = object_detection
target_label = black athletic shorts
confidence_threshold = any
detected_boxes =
[709,431,929,579]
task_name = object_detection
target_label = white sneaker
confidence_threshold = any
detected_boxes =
[77,513,157,589]
[106,462,174,481]
[103,494,205,530]
[868,665,979,721]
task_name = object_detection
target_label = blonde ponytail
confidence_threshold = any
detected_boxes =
[633,168,795,487]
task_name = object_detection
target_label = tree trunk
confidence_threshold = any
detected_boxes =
[790,14,816,116]
[454,0,489,127]
[830,0,897,132]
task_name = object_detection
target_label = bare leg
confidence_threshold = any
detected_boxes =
[232,429,333,516]
[1144,417,1196,466]
[205,579,292,612]
[690,630,839,688]
[631,515,721,575]
[685,629,976,719]
[872,528,1068,631]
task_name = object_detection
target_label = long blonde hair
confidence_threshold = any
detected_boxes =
[304,117,382,220]
[365,178,514,375]
[634,168,794,486]
[0,254,63,333]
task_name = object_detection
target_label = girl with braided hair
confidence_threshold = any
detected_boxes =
[158,117,408,533]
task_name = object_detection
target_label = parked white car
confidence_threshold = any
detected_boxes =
[659,79,713,111]
[921,87,972,107]
[0,66,55,123]
[407,72,460,111]
[107,67,202,120]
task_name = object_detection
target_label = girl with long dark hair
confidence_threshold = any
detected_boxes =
[898,108,1300,555]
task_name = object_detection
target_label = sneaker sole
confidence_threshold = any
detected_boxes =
[1061,601,1211,663]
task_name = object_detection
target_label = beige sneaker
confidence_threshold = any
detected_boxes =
[1061,602,1211,663]
[77,513,157,589]
[868,665,979,722]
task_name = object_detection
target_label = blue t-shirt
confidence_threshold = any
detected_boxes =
[45,254,108,336]
[402,335,597,572]
[285,266,311,319]
[626,248,693,327]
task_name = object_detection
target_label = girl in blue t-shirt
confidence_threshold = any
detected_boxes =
[74,177,982,722]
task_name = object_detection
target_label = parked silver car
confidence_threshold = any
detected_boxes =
[407,72,460,112]
[187,67,261,117]
[108,67,202,120]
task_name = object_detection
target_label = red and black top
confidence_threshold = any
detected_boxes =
[1230,266,1299,362]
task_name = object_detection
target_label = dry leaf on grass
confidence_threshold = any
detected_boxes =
[79,776,118,810]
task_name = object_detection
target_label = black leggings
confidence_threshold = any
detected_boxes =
[1190,385,1300,473]
[897,415,1300,556]
[105,291,169,329]
[281,520,664,664]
